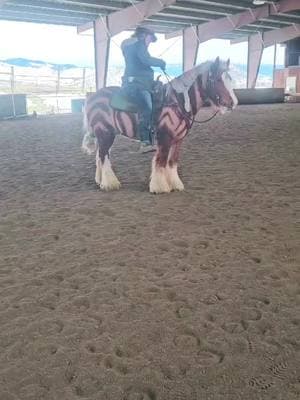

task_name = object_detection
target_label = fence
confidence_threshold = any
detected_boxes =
[0,65,96,115]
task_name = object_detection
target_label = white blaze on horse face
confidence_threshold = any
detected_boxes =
[222,71,238,109]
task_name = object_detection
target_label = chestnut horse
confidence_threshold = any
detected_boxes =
[82,57,238,194]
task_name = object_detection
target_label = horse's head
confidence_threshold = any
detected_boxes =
[206,57,238,114]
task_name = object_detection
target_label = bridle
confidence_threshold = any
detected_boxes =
[206,73,221,108]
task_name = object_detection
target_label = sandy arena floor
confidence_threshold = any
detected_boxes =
[0,104,299,400]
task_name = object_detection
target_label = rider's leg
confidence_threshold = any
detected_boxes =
[137,90,153,145]
[123,84,155,152]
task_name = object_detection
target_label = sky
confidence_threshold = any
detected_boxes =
[0,20,285,67]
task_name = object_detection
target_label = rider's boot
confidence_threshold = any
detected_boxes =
[138,121,156,154]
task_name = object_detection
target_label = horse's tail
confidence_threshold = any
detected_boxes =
[81,101,97,155]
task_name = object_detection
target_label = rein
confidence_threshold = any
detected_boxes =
[162,70,219,125]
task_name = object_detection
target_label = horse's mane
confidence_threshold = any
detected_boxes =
[171,61,213,88]
[166,61,213,112]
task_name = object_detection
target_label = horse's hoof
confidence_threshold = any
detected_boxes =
[100,182,121,191]
[171,183,185,192]
[149,185,171,194]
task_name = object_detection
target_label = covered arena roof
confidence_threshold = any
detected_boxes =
[0,0,300,40]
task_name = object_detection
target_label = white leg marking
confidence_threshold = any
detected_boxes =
[166,164,184,191]
[100,155,121,191]
[149,158,171,194]
[95,149,102,185]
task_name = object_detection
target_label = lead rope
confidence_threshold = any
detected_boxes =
[161,70,219,125]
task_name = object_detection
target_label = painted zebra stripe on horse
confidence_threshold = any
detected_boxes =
[82,57,237,193]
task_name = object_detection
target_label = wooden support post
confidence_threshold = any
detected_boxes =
[183,26,199,71]
[272,43,277,88]
[247,34,264,89]
[78,1,177,89]
[82,67,86,93]
[246,23,300,88]
[10,66,16,117]
[56,67,61,112]
[94,19,110,90]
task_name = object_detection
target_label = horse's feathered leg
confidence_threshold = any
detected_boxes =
[166,140,184,191]
[95,144,101,185]
[150,133,172,194]
[95,128,120,191]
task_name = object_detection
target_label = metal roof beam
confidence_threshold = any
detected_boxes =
[0,7,92,21]
[161,8,283,27]
[28,0,127,10]
[4,0,107,16]
[247,22,300,88]
[263,22,300,46]
[169,1,246,15]
[5,1,299,29]
[166,5,300,25]
[174,0,247,12]
[166,0,300,40]
[78,0,176,35]
[3,4,98,19]
[0,12,87,25]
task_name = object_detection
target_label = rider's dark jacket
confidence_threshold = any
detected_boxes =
[121,37,165,89]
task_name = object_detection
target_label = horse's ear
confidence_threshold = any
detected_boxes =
[214,56,220,67]
[226,58,230,68]
[211,56,220,74]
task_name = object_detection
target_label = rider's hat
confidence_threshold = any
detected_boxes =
[134,26,157,42]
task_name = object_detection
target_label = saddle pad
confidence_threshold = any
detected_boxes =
[110,91,139,113]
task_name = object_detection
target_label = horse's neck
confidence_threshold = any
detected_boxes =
[188,74,207,115]
[169,66,209,115]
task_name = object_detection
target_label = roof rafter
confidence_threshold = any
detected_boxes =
[0,0,299,42]
[166,0,300,41]
[78,0,176,36]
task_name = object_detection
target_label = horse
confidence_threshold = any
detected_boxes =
[81,57,238,194]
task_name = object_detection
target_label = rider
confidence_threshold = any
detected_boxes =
[121,26,166,152]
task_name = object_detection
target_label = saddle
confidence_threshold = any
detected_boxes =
[110,80,165,119]
[110,89,139,113]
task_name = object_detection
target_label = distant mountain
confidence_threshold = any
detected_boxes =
[1,58,77,70]
[1,58,284,78]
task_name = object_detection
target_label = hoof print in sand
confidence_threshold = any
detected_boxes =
[197,349,224,367]
[242,308,262,322]
[37,319,64,335]
[174,331,224,367]
[104,355,128,375]
[73,374,102,397]
[203,294,222,305]
[174,333,200,350]
[268,360,288,380]
[248,375,275,391]
[72,296,90,310]
[222,322,247,334]
[175,305,193,319]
